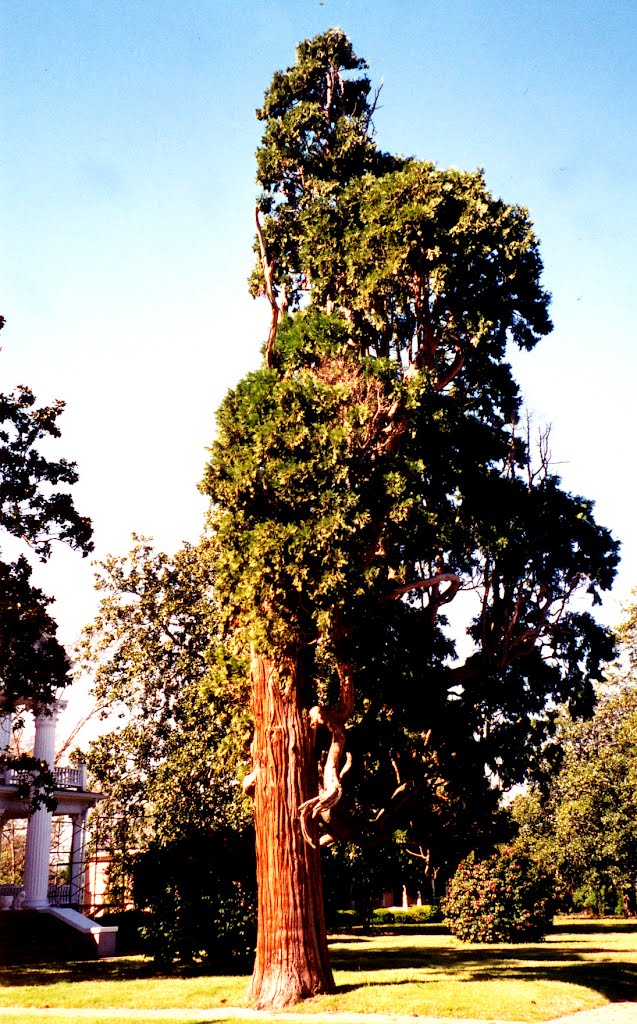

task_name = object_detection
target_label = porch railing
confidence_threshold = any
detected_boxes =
[0,883,73,907]
[1,765,88,791]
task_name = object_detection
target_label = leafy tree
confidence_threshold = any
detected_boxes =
[0,820,26,884]
[514,678,637,916]
[0,314,92,793]
[76,536,253,955]
[200,30,617,1008]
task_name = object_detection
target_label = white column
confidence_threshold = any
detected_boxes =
[69,810,88,908]
[22,702,66,910]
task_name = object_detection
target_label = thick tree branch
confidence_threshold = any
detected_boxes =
[317,778,419,850]
[434,346,465,392]
[384,572,461,604]
[300,657,354,847]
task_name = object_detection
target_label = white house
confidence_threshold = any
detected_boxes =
[0,701,117,957]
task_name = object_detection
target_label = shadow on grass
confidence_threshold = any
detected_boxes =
[0,956,252,988]
[330,938,637,1005]
[0,957,175,987]
[3,924,637,1008]
[552,920,637,935]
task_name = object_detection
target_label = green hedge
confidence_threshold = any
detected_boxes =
[333,904,443,929]
[373,905,443,925]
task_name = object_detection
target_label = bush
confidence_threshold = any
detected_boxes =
[442,849,554,943]
[333,908,360,929]
[373,905,443,925]
[132,828,256,969]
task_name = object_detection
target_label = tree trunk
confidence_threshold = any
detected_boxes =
[622,884,637,918]
[247,650,335,1009]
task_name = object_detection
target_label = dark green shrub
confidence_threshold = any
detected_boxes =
[442,849,554,942]
[372,907,395,925]
[333,909,360,929]
[132,828,256,969]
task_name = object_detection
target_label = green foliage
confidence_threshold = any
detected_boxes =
[0,315,92,807]
[203,310,406,653]
[513,669,637,916]
[0,319,93,716]
[442,850,555,943]
[0,558,71,715]
[301,161,552,371]
[77,536,253,954]
[0,381,92,561]
[372,905,442,925]
[202,28,619,881]
[133,830,256,969]
[251,29,391,308]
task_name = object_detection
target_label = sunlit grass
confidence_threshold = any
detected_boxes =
[0,961,248,1010]
[0,1017,237,1024]
[0,919,635,1021]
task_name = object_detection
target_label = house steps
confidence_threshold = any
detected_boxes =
[0,910,98,964]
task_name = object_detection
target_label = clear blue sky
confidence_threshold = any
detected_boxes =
[2,0,636,673]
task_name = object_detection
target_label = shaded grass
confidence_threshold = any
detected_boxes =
[0,919,635,1021]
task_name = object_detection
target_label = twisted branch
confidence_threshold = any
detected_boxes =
[300,658,355,848]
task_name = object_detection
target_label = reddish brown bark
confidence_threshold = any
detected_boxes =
[247,650,335,1009]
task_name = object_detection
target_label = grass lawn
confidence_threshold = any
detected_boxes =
[0,1018,236,1024]
[0,1017,239,1024]
[0,917,635,1021]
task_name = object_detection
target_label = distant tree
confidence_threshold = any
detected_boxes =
[0,820,26,884]
[0,314,92,790]
[76,536,254,957]
[201,30,618,1007]
[514,677,637,916]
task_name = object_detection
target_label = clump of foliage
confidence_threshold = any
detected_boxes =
[0,314,92,806]
[133,829,256,969]
[373,905,442,925]
[442,849,554,943]
[76,536,254,963]
[513,674,637,917]
[0,315,92,719]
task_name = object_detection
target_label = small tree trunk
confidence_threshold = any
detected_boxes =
[622,885,637,918]
[247,650,335,1009]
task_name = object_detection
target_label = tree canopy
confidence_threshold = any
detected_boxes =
[514,605,637,917]
[0,315,93,718]
[76,536,254,958]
